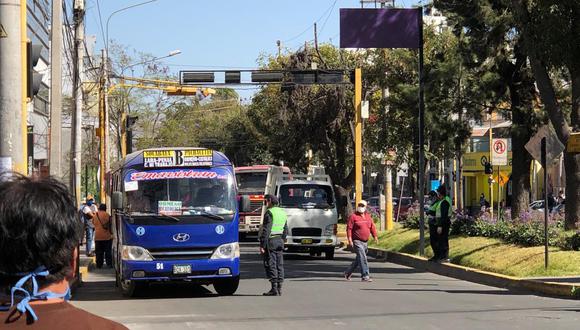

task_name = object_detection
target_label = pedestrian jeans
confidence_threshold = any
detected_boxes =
[95,239,113,268]
[346,240,369,278]
[85,226,95,255]
[263,237,284,283]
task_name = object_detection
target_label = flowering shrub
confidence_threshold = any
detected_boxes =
[400,203,579,250]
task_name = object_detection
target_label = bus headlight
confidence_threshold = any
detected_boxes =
[122,245,153,261]
[211,242,240,259]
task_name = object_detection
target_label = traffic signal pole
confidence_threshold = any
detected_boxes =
[354,68,363,205]
[0,0,24,174]
[49,0,63,178]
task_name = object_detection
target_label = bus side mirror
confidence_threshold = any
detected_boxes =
[112,191,123,210]
[239,195,251,213]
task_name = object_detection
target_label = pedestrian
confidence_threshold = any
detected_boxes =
[426,191,440,262]
[0,173,127,328]
[431,185,452,262]
[344,200,379,282]
[479,193,486,211]
[81,195,97,257]
[259,194,288,296]
[93,204,113,269]
[557,190,565,204]
[547,192,556,212]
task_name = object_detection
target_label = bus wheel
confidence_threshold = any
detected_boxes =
[214,276,240,296]
[324,248,335,260]
[120,278,146,297]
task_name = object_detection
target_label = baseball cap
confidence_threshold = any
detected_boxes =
[358,200,367,207]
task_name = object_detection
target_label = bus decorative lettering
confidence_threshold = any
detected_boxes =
[130,170,219,181]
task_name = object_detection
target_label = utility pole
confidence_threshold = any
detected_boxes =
[99,49,107,204]
[70,0,84,206]
[0,0,24,174]
[49,0,63,177]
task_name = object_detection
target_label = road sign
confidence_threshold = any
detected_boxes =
[494,171,509,187]
[492,139,508,166]
[525,124,565,164]
[567,133,580,153]
[0,24,7,38]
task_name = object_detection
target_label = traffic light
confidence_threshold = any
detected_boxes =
[26,41,43,99]
[484,162,493,174]
[126,116,138,155]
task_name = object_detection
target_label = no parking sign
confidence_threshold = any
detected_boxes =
[492,139,508,166]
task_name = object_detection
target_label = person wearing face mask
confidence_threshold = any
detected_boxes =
[344,200,378,282]
[0,173,127,328]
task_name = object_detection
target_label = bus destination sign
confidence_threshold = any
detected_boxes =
[144,149,213,168]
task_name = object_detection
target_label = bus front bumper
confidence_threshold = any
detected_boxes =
[122,258,240,282]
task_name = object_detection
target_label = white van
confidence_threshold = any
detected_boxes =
[273,174,339,259]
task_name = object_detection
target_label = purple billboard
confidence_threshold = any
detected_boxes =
[340,8,421,49]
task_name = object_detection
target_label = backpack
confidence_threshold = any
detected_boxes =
[79,205,94,228]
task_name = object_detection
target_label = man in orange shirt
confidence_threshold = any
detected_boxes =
[92,204,113,269]
[344,200,378,282]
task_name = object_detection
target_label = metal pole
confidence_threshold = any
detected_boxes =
[49,0,63,177]
[20,0,28,175]
[417,7,426,256]
[541,137,548,269]
[70,0,84,206]
[489,115,494,220]
[386,166,393,230]
[497,165,501,219]
[99,49,106,204]
[0,0,24,174]
[354,68,363,205]
[396,176,405,222]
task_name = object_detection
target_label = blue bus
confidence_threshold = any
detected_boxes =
[108,148,249,297]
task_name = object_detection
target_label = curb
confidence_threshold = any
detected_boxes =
[367,247,580,299]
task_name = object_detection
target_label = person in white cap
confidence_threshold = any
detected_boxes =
[344,200,378,282]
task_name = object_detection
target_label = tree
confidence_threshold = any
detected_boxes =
[509,0,579,228]
[436,0,542,219]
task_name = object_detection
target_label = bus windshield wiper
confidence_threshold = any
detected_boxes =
[134,212,180,222]
[196,210,224,221]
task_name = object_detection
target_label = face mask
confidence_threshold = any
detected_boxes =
[357,207,366,214]
[87,201,94,206]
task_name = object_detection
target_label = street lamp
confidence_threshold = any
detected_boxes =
[99,0,159,204]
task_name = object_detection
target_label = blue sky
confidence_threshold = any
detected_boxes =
[86,0,422,98]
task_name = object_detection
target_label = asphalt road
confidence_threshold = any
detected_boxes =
[71,239,580,329]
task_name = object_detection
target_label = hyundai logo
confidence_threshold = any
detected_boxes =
[172,233,190,242]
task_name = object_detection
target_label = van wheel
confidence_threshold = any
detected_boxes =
[324,248,335,260]
[214,276,240,296]
[120,278,147,297]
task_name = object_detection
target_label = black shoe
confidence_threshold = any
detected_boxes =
[263,283,279,296]
[277,283,282,296]
[428,256,438,262]
[440,258,451,263]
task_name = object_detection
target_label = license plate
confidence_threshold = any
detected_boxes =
[301,238,313,244]
[173,264,191,274]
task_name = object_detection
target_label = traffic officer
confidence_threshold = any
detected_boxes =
[433,185,452,262]
[426,190,440,262]
[259,194,288,296]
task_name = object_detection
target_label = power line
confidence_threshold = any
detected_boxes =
[282,0,340,44]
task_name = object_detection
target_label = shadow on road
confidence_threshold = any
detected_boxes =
[361,288,529,296]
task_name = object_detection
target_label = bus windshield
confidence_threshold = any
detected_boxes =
[125,169,236,216]
[235,172,267,194]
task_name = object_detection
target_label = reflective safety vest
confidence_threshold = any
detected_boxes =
[268,207,287,237]
[435,196,453,219]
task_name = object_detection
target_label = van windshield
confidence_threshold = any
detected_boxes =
[124,169,236,216]
[279,184,334,209]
